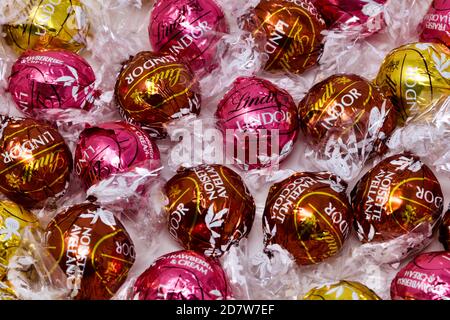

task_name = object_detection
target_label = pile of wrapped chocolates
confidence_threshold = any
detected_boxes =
[0,0,449,301]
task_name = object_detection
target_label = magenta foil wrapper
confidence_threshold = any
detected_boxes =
[133,250,231,300]
[74,121,161,190]
[8,50,97,117]
[148,0,229,75]
[313,0,388,36]
[391,251,450,300]
[215,76,299,170]
[420,0,450,47]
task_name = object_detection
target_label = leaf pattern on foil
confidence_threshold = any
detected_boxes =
[390,155,423,172]
[204,204,228,256]
[432,52,450,79]
[263,216,277,243]
[80,208,116,226]
[0,218,21,241]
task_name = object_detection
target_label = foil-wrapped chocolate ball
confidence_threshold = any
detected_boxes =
[165,164,255,257]
[115,51,201,138]
[133,250,231,300]
[391,251,450,300]
[239,0,326,75]
[303,280,381,300]
[45,203,135,300]
[0,116,72,208]
[4,0,89,54]
[149,0,229,75]
[8,50,96,117]
[420,0,450,47]
[440,208,450,251]
[0,282,17,300]
[375,42,450,123]
[263,172,352,265]
[298,74,398,160]
[0,200,39,279]
[313,0,387,36]
[351,153,444,244]
[215,76,299,170]
[74,121,161,191]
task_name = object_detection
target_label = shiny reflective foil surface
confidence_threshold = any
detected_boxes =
[263,171,352,265]
[0,116,72,208]
[45,203,136,300]
[4,0,89,54]
[0,200,39,279]
[375,42,450,123]
[391,251,450,300]
[420,0,450,47]
[164,164,255,257]
[239,0,326,75]
[303,280,382,300]
[133,250,231,300]
[8,49,96,117]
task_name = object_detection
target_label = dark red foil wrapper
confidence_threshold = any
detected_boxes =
[115,51,201,138]
[0,116,72,208]
[74,121,161,191]
[164,164,256,257]
[351,153,444,243]
[391,251,450,300]
[298,74,398,158]
[263,171,352,265]
[313,0,387,36]
[239,0,326,75]
[45,203,136,300]
[440,208,450,251]
[133,250,231,300]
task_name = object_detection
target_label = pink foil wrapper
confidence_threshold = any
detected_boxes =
[215,76,299,170]
[74,121,161,191]
[8,50,97,117]
[420,0,450,47]
[133,250,231,300]
[391,251,450,300]
[148,0,229,75]
[313,0,388,36]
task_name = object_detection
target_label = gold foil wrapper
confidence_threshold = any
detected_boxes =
[4,0,89,53]
[0,281,17,300]
[303,280,381,300]
[375,42,450,124]
[0,200,39,279]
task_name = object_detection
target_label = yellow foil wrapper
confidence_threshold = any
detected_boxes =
[375,42,450,124]
[303,280,382,300]
[0,200,39,279]
[0,282,17,300]
[4,0,89,53]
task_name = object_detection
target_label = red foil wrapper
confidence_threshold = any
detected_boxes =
[263,171,352,265]
[164,164,255,257]
[133,250,231,300]
[0,116,72,208]
[440,208,450,251]
[115,51,201,138]
[298,74,398,160]
[239,0,326,75]
[215,76,299,170]
[420,0,450,47]
[45,203,136,300]
[74,121,161,191]
[8,50,96,118]
[148,0,229,75]
[391,251,450,300]
[351,153,444,244]
[313,0,387,36]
